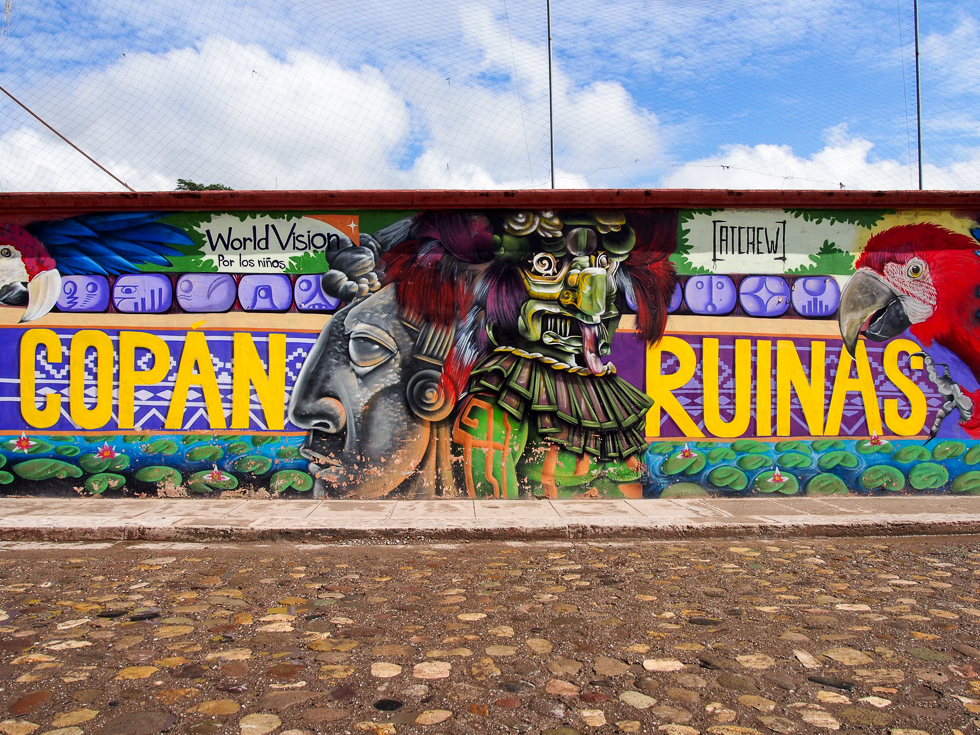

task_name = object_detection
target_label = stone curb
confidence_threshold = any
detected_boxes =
[4,517,980,543]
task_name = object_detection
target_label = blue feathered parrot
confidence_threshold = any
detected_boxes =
[0,212,193,322]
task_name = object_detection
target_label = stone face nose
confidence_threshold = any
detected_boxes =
[573,267,607,316]
[291,395,347,434]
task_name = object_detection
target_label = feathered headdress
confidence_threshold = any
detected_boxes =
[379,209,678,406]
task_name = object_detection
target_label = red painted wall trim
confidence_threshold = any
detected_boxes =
[1,189,979,219]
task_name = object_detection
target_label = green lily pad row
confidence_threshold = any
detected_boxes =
[683,457,963,497]
[184,434,279,447]
[648,439,980,465]
[647,436,980,499]
[128,465,314,495]
[2,457,312,497]
[12,459,83,481]
[664,472,849,498]
[858,463,950,491]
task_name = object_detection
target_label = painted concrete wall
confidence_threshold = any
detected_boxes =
[0,191,978,499]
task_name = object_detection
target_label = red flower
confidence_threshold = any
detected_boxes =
[95,442,117,460]
[13,433,34,453]
[207,465,228,483]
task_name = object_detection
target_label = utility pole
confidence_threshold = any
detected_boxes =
[913,0,923,190]
[547,0,555,189]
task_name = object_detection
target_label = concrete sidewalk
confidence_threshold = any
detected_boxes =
[2,495,980,541]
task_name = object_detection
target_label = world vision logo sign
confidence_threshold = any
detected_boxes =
[193,214,359,273]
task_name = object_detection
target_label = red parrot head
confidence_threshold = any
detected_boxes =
[0,223,61,322]
[838,222,980,357]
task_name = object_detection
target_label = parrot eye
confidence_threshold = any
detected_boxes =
[0,247,11,258]
[907,261,925,279]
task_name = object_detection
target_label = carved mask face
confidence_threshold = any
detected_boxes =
[494,212,635,374]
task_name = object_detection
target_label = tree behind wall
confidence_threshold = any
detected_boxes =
[176,179,233,191]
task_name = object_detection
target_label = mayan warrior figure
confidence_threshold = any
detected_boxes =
[288,211,677,499]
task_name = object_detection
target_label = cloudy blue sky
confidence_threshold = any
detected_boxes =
[0,0,977,191]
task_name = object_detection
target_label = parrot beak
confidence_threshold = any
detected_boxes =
[19,269,62,323]
[838,268,911,357]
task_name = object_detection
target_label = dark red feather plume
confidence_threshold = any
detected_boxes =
[383,240,460,326]
[622,209,678,344]
[483,258,525,342]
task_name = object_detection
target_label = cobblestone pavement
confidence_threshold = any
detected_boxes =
[2,537,980,735]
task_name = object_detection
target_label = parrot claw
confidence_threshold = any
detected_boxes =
[914,351,974,441]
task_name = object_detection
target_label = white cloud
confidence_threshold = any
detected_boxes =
[556,81,662,187]
[388,4,663,188]
[922,149,980,191]
[0,37,413,191]
[915,12,980,188]
[0,4,667,191]
[663,124,980,190]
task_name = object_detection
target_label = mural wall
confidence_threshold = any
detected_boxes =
[0,200,978,499]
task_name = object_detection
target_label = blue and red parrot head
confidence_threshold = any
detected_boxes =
[0,223,62,323]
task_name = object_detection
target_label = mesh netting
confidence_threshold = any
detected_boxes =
[0,0,977,192]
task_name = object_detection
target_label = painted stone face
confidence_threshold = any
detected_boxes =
[738,275,791,317]
[294,274,340,311]
[684,275,737,315]
[287,285,431,498]
[57,275,111,312]
[499,212,635,374]
[175,274,237,312]
[239,275,293,311]
[793,276,841,317]
[113,274,173,313]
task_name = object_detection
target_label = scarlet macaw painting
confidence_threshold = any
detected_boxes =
[838,222,980,439]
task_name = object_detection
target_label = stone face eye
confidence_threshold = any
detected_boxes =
[349,335,393,368]
[531,252,559,277]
